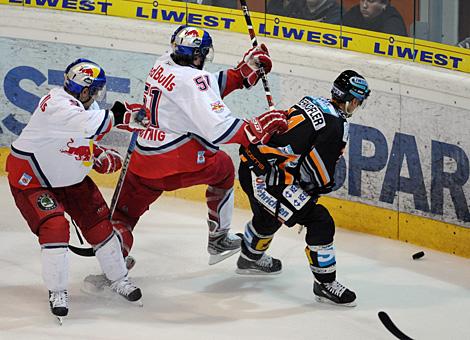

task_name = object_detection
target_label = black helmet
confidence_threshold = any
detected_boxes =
[331,70,370,104]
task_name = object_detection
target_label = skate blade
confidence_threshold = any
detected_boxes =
[208,248,240,265]
[235,268,282,275]
[314,295,357,307]
[55,316,64,326]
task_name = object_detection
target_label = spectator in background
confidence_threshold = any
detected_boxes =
[205,0,237,8]
[343,0,407,36]
[267,0,341,25]
[457,37,470,49]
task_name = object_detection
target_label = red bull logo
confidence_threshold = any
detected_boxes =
[210,101,225,113]
[185,29,200,37]
[75,64,100,79]
[78,66,94,77]
[60,138,93,164]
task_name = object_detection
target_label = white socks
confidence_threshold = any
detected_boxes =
[41,247,69,292]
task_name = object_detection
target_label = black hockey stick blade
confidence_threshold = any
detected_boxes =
[68,244,94,257]
[378,311,414,340]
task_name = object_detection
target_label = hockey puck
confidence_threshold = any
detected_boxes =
[412,251,425,260]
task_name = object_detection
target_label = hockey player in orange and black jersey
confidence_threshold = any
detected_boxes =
[236,70,371,307]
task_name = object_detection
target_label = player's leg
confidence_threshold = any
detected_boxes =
[155,150,241,265]
[111,170,163,265]
[299,204,356,306]
[235,166,282,274]
[9,186,70,318]
[64,177,142,302]
[203,151,240,264]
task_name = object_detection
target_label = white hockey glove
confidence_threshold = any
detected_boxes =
[236,44,272,89]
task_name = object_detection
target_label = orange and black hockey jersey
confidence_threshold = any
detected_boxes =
[240,95,349,196]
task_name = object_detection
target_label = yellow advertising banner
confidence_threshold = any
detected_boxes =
[2,0,470,73]
[2,0,109,14]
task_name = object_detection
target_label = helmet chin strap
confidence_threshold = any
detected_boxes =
[344,101,354,118]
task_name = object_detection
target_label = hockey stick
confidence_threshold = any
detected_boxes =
[239,0,275,111]
[68,109,146,257]
[238,0,307,234]
[110,130,140,218]
[378,311,414,340]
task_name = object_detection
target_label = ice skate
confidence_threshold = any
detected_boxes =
[82,255,135,293]
[208,230,241,265]
[110,277,142,305]
[236,253,282,275]
[313,280,357,307]
[48,290,68,325]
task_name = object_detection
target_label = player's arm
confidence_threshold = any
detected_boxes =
[174,74,287,148]
[216,44,272,98]
[297,123,346,196]
[57,100,148,141]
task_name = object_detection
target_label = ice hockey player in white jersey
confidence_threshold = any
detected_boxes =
[5,59,149,323]
[107,25,288,268]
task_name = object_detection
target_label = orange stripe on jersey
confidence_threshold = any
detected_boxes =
[309,149,329,185]
[310,149,328,184]
[287,114,305,131]
[257,145,297,184]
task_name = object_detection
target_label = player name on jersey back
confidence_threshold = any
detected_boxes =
[148,65,176,91]
[297,97,326,131]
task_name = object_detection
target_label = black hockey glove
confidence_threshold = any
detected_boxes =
[264,162,288,198]
[299,180,334,198]
[266,162,285,188]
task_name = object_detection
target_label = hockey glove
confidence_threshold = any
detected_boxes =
[244,110,288,144]
[236,44,272,89]
[93,145,123,174]
[299,180,334,198]
[111,101,150,132]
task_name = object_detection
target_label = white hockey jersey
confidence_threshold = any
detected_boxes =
[6,87,114,189]
[130,52,245,179]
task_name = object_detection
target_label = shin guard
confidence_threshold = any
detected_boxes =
[305,243,336,283]
[41,246,69,292]
[206,186,234,232]
[241,221,274,261]
[95,233,127,282]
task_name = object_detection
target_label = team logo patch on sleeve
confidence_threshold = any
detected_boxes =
[37,193,58,211]
[18,173,32,186]
[197,151,206,164]
[210,101,225,113]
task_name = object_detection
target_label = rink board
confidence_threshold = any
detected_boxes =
[1,147,469,258]
[0,12,469,258]
[1,0,470,74]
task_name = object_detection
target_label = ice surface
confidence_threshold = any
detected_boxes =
[0,177,469,339]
